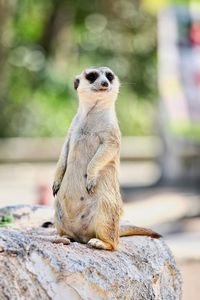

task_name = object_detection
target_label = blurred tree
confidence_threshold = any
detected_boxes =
[0,0,157,137]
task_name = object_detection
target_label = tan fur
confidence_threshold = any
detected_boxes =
[53,67,161,250]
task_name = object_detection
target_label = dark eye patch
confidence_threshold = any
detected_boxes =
[85,72,99,83]
[106,72,114,82]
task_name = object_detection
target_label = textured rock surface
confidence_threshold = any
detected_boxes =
[0,205,182,300]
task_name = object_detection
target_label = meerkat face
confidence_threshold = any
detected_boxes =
[74,67,120,102]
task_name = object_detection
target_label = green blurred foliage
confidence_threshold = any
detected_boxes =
[0,0,157,137]
[0,214,13,227]
[170,122,200,141]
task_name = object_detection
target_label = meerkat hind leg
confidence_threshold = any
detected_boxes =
[88,211,119,250]
[88,238,113,250]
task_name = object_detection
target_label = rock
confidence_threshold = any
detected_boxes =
[0,205,182,300]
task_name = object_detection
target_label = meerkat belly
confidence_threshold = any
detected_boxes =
[62,133,100,198]
[57,134,100,240]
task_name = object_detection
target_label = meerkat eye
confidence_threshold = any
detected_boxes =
[85,72,99,83]
[106,72,114,82]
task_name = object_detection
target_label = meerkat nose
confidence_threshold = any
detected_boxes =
[101,81,108,87]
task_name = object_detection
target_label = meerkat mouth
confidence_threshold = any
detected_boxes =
[97,88,109,92]
[91,86,110,93]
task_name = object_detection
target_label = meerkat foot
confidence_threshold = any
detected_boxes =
[52,181,61,197]
[33,234,70,245]
[52,236,71,245]
[87,238,113,250]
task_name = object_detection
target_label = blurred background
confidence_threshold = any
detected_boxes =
[0,0,200,299]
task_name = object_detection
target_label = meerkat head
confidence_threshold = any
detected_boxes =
[74,67,120,105]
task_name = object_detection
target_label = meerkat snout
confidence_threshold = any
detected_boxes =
[101,80,109,88]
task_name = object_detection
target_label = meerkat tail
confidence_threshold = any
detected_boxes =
[119,225,162,239]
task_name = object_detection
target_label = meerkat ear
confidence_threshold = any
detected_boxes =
[74,76,80,90]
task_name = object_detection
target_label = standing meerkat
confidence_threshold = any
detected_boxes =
[52,66,161,250]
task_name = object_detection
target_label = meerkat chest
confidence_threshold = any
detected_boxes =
[71,115,106,145]
[68,122,102,162]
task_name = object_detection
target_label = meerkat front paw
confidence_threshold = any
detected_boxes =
[86,176,97,194]
[52,181,61,197]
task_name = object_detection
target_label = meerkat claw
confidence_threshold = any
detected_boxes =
[52,182,60,197]
[86,177,97,194]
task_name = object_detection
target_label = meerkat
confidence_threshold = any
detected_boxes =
[52,66,161,250]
